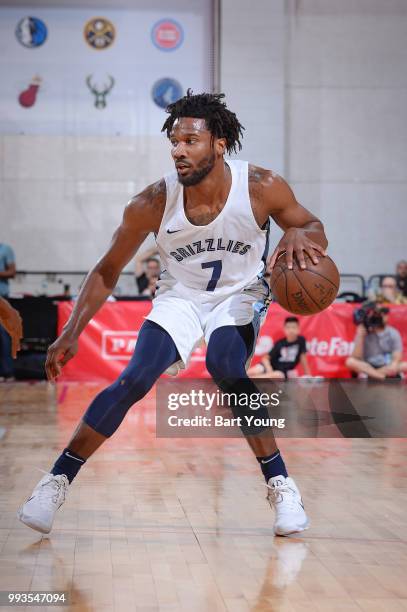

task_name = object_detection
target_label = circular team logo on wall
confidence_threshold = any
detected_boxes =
[151,19,183,51]
[152,78,183,109]
[15,17,47,48]
[84,17,115,50]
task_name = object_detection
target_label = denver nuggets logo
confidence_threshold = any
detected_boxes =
[84,17,115,50]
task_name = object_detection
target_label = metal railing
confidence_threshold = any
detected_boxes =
[10,270,139,298]
[10,270,368,301]
[336,274,366,301]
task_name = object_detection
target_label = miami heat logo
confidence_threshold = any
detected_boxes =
[84,17,115,49]
[18,76,42,108]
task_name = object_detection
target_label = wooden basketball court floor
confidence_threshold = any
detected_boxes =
[0,381,406,612]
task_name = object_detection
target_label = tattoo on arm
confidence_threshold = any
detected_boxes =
[147,178,166,210]
[248,165,279,226]
[248,165,269,198]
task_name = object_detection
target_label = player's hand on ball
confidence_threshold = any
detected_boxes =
[268,227,326,271]
[46,333,78,381]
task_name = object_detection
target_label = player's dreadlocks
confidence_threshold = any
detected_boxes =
[161,89,245,154]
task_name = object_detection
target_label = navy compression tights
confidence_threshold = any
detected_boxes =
[83,320,260,438]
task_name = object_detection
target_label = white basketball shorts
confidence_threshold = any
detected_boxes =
[145,272,271,375]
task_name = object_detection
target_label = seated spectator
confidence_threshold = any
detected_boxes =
[375,276,407,305]
[141,274,159,299]
[346,307,407,380]
[134,247,161,297]
[248,316,311,379]
[0,242,16,380]
[395,260,407,297]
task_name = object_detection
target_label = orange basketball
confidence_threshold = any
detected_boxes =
[269,253,340,315]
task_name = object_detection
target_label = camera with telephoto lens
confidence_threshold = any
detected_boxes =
[353,302,388,331]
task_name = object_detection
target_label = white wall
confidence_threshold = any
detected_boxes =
[2,0,407,281]
[0,2,212,273]
[220,0,286,255]
[220,0,407,278]
[220,0,285,172]
[285,0,407,277]
[1,133,172,271]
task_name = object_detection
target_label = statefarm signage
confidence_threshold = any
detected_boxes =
[57,302,407,381]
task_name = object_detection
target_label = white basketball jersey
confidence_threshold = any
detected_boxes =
[155,160,270,299]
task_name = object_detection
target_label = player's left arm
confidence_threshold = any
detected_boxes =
[250,166,328,270]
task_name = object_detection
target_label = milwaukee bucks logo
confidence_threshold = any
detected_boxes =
[86,75,115,109]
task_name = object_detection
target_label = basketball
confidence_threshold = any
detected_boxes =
[270,253,340,315]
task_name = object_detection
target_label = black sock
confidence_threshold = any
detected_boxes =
[51,447,86,484]
[256,450,288,482]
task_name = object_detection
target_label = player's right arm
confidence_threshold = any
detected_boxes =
[46,180,165,380]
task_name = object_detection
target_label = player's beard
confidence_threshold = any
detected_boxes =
[177,152,216,186]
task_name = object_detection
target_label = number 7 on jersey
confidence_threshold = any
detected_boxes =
[201,260,222,291]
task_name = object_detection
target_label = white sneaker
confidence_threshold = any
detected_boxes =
[17,472,69,534]
[266,475,309,536]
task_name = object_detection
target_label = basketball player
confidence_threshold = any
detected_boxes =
[18,91,328,536]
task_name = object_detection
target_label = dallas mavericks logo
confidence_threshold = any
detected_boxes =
[152,78,183,109]
[16,17,47,48]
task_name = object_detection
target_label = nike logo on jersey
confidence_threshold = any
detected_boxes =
[167,229,182,234]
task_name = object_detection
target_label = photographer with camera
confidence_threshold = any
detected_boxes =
[346,303,407,380]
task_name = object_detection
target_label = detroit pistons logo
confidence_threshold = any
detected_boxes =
[151,19,183,51]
